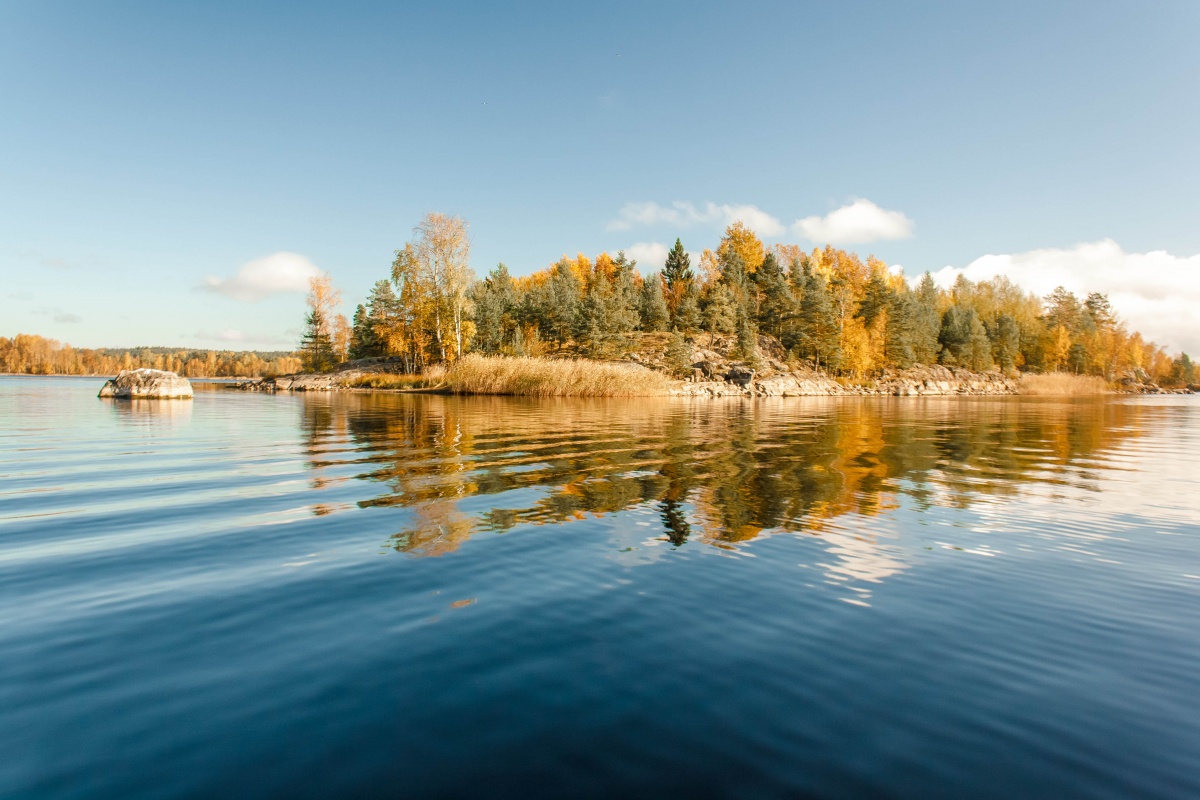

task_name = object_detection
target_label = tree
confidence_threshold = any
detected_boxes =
[753,252,795,339]
[701,282,737,343]
[662,238,695,323]
[300,273,341,372]
[912,273,942,364]
[790,265,841,370]
[673,283,702,333]
[717,221,765,274]
[469,264,518,354]
[395,212,474,363]
[349,303,375,360]
[664,331,693,377]
[639,273,670,332]
[545,259,582,348]
[992,314,1021,374]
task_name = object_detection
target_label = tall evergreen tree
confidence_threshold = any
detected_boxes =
[912,272,942,364]
[662,238,695,326]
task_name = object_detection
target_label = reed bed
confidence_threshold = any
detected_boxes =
[441,354,674,397]
[1018,372,1111,396]
[346,372,437,390]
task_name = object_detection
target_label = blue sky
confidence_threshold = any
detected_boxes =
[3,1,1199,352]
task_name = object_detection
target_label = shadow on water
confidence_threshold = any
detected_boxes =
[295,394,1154,567]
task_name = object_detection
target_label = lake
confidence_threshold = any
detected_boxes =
[2,376,1198,798]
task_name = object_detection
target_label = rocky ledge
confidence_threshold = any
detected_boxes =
[232,356,407,392]
[98,369,194,399]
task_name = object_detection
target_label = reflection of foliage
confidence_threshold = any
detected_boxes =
[296,394,1149,560]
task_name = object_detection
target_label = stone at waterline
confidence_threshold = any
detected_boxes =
[98,369,194,399]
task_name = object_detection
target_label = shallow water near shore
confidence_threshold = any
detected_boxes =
[2,376,1199,798]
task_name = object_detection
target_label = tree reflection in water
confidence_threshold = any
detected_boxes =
[298,394,1148,584]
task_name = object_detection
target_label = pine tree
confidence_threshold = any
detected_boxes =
[545,259,582,348]
[300,307,336,372]
[939,306,991,369]
[608,253,642,340]
[469,264,518,354]
[790,266,841,371]
[574,268,610,356]
[753,252,795,339]
[993,314,1020,373]
[702,282,738,343]
[674,283,702,333]
[664,331,693,377]
[349,303,375,359]
[639,273,670,332]
[912,273,942,364]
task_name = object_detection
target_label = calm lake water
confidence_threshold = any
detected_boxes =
[2,376,1199,799]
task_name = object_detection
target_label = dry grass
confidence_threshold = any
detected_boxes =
[346,373,436,390]
[1019,372,1111,396]
[441,354,674,397]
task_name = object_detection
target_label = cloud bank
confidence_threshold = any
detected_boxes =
[607,198,916,246]
[607,202,786,237]
[793,200,914,245]
[929,239,1200,356]
[202,252,321,302]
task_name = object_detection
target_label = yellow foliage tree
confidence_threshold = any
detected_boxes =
[717,221,765,274]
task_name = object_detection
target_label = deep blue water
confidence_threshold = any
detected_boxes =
[2,376,1199,798]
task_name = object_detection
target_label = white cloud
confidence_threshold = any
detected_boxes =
[793,199,914,245]
[201,252,321,302]
[607,201,786,237]
[928,239,1200,355]
[618,242,670,271]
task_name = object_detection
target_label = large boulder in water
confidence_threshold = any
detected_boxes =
[98,369,194,399]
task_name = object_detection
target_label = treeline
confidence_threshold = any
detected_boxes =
[329,214,1193,386]
[0,334,302,377]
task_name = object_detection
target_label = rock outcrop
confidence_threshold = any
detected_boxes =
[234,356,409,392]
[98,369,193,399]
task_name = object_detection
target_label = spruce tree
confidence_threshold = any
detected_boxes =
[300,307,336,372]
[662,238,695,326]
[349,303,375,360]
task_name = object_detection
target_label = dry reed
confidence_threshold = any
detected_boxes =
[346,373,435,390]
[1018,372,1110,396]
[441,354,674,397]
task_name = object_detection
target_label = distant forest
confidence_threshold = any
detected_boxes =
[0,337,301,377]
[297,213,1194,386]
